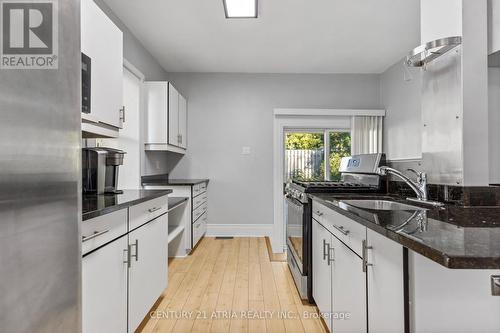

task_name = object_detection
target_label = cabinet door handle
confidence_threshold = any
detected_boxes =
[123,247,131,268]
[322,239,328,261]
[315,210,324,216]
[328,245,335,265]
[120,106,125,123]
[130,239,139,261]
[148,206,161,213]
[333,224,350,236]
[82,229,109,242]
[362,239,373,272]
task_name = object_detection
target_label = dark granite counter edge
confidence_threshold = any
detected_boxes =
[142,179,210,186]
[82,190,172,221]
[309,194,500,269]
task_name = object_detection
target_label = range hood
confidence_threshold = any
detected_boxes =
[405,36,462,68]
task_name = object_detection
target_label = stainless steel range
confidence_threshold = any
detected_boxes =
[284,153,386,302]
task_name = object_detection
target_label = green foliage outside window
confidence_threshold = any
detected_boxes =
[328,132,351,180]
[286,132,351,181]
[285,133,323,150]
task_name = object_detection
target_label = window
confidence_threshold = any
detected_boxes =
[285,130,351,181]
[327,131,351,181]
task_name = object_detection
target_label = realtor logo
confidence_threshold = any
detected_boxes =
[0,0,58,69]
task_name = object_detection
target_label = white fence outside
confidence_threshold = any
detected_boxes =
[285,149,323,180]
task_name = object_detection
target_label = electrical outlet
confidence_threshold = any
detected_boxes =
[242,146,251,155]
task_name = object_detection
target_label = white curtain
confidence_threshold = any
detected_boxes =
[351,116,383,155]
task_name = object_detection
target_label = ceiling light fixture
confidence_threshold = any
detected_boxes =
[223,0,258,18]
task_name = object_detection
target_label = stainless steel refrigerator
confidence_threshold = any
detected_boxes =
[0,0,81,332]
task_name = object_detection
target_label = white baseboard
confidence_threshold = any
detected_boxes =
[206,224,273,237]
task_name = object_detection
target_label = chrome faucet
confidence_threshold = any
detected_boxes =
[377,166,428,200]
[376,167,444,207]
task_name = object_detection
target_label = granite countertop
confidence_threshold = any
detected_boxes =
[309,193,500,269]
[141,174,209,186]
[82,189,172,221]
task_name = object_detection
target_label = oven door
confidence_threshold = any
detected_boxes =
[285,196,305,274]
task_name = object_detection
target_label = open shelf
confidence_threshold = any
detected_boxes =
[168,224,185,244]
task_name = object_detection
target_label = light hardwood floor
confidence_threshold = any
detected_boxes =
[139,237,327,333]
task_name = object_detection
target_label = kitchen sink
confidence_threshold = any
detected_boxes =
[340,199,427,211]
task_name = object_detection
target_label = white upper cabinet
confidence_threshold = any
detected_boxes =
[81,0,123,129]
[145,82,168,144]
[489,0,500,54]
[178,94,188,149]
[145,82,188,152]
[168,83,180,146]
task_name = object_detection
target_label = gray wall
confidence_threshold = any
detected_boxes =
[166,73,381,226]
[380,60,423,161]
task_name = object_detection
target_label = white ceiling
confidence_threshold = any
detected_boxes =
[102,0,420,74]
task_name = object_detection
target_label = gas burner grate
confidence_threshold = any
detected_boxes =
[292,181,366,188]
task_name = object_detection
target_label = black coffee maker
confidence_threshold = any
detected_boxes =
[82,147,126,194]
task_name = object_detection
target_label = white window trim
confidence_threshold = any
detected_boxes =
[274,108,385,117]
[271,108,385,254]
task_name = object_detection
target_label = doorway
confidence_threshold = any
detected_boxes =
[102,61,145,189]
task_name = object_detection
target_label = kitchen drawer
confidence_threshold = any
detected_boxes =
[192,191,207,209]
[193,182,207,198]
[129,195,168,230]
[193,201,207,222]
[82,209,127,255]
[312,201,329,224]
[193,213,207,247]
[313,201,366,257]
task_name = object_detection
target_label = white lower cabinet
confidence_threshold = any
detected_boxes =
[312,201,404,333]
[312,219,333,331]
[313,219,367,333]
[82,235,128,333]
[82,196,169,333]
[331,235,367,333]
[143,183,208,252]
[128,215,168,332]
[366,229,405,333]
